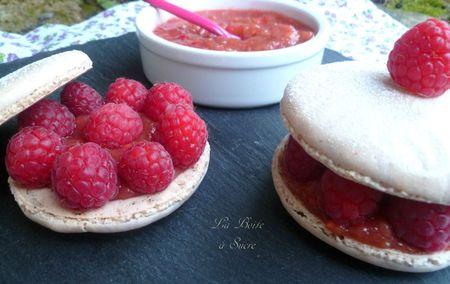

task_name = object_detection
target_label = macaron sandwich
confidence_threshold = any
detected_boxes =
[1,50,210,233]
[272,19,450,272]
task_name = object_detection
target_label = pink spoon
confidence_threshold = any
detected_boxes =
[144,0,240,39]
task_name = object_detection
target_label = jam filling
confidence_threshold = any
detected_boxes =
[63,113,177,201]
[154,9,314,52]
[280,147,450,254]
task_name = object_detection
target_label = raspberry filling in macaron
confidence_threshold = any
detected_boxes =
[282,135,450,253]
[6,79,208,211]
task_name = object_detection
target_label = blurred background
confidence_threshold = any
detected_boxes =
[0,0,447,64]
[373,0,449,26]
[0,0,448,33]
[0,0,130,33]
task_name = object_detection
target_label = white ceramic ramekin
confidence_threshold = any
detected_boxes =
[136,0,329,108]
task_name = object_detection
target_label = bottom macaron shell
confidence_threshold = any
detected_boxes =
[9,143,210,233]
[272,136,450,273]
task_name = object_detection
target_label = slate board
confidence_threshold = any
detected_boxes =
[0,33,448,283]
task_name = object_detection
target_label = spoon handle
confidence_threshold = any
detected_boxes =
[144,0,240,39]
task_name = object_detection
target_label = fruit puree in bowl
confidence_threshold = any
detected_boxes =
[153,9,314,52]
[136,0,329,108]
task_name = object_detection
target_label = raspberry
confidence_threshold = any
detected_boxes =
[284,136,325,182]
[6,126,63,188]
[60,81,103,116]
[118,141,174,194]
[385,197,450,252]
[105,78,147,112]
[319,170,384,226]
[84,103,143,149]
[387,19,450,97]
[18,99,75,137]
[144,82,193,121]
[156,104,207,169]
[52,142,118,210]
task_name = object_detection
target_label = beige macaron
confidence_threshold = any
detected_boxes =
[274,61,450,272]
[1,50,210,233]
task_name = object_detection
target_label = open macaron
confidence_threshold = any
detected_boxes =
[272,60,450,272]
[1,50,210,233]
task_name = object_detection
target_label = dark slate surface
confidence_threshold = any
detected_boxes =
[0,33,448,283]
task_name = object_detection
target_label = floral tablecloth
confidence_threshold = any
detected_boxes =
[0,0,407,64]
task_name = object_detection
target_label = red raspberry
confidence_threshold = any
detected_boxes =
[118,141,174,194]
[52,142,118,210]
[60,81,103,116]
[156,104,207,169]
[387,19,450,97]
[105,78,147,112]
[6,126,63,188]
[319,170,384,226]
[84,103,143,149]
[18,99,75,137]
[385,197,450,252]
[284,136,325,182]
[144,82,193,121]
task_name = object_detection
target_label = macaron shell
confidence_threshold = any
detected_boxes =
[272,136,450,272]
[281,61,450,205]
[9,143,210,233]
[0,50,92,126]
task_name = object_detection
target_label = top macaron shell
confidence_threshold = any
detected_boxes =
[0,51,92,126]
[281,61,450,206]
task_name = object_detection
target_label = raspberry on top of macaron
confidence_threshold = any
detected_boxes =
[6,78,208,211]
[105,78,147,112]
[18,99,75,137]
[61,81,103,116]
[387,18,449,97]
[6,126,64,188]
